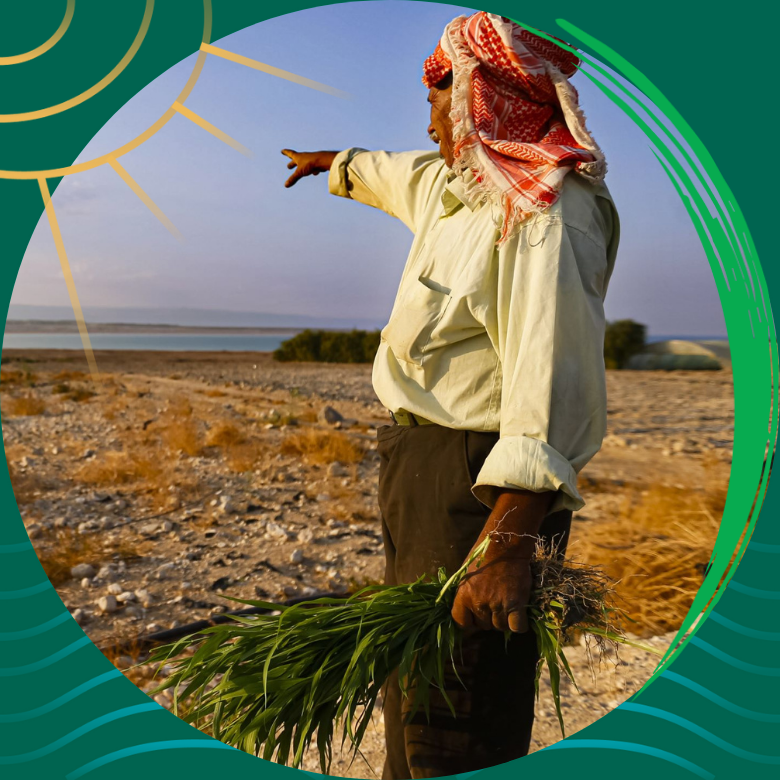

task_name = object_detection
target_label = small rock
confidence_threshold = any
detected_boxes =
[53,517,69,528]
[96,595,118,614]
[107,583,123,595]
[26,523,44,539]
[290,549,304,564]
[266,522,293,542]
[155,563,176,580]
[19,456,36,469]
[81,449,96,460]
[327,519,347,529]
[118,591,137,603]
[318,406,344,426]
[77,521,100,534]
[327,462,349,478]
[71,563,96,579]
[298,528,315,544]
[124,605,143,619]
[161,520,174,533]
[97,564,120,582]
[80,577,92,589]
[145,622,163,634]
[135,589,154,608]
[71,608,87,625]
[282,585,299,597]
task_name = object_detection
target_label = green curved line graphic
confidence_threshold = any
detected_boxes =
[708,610,780,641]
[0,635,91,676]
[0,703,159,764]
[729,581,780,600]
[0,542,33,554]
[747,541,780,553]
[689,637,780,676]
[0,670,123,723]
[65,739,235,779]
[543,739,714,779]
[0,610,71,640]
[0,581,53,599]
[663,672,780,722]
[620,703,780,764]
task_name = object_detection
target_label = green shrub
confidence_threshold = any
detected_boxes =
[273,329,381,363]
[604,319,646,369]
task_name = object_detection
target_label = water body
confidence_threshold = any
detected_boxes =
[2,333,290,352]
[2,332,728,353]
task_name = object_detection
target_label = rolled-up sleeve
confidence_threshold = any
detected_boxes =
[328,148,445,233]
[472,214,613,515]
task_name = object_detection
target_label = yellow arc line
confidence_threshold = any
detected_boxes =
[37,178,100,380]
[172,102,253,157]
[0,0,153,123]
[200,42,352,99]
[0,0,75,66]
[107,157,183,241]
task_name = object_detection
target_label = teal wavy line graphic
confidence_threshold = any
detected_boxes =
[729,580,780,599]
[664,671,780,722]
[689,637,780,676]
[708,610,780,640]
[0,581,53,600]
[0,635,91,676]
[0,541,33,554]
[66,739,235,779]
[0,703,159,764]
[543,738,714,779]
[0,610,71,640]
[0,669,123,723]
[621,703,780,765]
[748,541,780,553]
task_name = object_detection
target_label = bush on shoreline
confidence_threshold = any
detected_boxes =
[273,329,381,363]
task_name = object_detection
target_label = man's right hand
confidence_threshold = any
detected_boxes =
[281,149,338,188]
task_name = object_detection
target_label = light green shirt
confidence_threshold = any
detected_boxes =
[329,148,620,515]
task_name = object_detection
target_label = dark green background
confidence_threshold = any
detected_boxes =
[1,2,778,779]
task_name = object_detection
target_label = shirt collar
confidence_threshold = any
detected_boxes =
[442,168,480,214]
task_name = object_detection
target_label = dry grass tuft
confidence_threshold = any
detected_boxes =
[1,369,36,387]
[7,461,47,505]
[161,418,203,457]
[206,422,246,448]
[52,370,87,381]
[5,394,46,416]
[64,387,97,403]
[281,428,364,465]
[572,480,725,636]
[226,440,267,473]
[76,451,164,486]
[202,389,227,398]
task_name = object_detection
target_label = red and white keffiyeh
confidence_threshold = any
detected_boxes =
[423,13,606,243]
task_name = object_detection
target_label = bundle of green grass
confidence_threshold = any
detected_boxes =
[147,537,658,772]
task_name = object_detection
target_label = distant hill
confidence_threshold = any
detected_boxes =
[6,305,383,331]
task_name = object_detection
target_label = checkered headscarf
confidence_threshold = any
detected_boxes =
[423,13,606,244]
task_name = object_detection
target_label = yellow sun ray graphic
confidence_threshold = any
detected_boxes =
[3,0,349,374]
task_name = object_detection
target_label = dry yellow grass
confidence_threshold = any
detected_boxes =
[202,389,227,398]
[206,422,246,448]
[76,451,164,486]
[571,480,725,636]
[7,460,47,505]
[281,428,364,465]
[52,370,87,381]
[5,394,46,416]
[64,387,97,403]
[161,418,203,457]
[1,369,36,386]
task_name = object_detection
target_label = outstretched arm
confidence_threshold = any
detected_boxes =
[281,149,338,188]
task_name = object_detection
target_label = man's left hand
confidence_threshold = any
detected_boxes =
[450,488,553,633]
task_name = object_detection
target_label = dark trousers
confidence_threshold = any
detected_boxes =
[376,424,572,779]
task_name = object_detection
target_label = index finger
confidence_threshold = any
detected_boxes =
[281,149,297,160]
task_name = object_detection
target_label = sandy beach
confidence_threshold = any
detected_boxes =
[2,349,734,775]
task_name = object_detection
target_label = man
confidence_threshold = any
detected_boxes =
[282,12,619,779]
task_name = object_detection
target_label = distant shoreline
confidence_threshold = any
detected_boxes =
[4,321,308,336]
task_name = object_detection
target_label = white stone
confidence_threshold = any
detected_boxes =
[327,519,346,529]
[107,582,123,595]
[96,595,118,614]
[118,591,137,603]
[71,563,96,579]
[298,528,315,544]
[266,522,293,541]
[71,608,87,625]
[155,563,176,580]
[80,577,92,589]
[161,520,174,533]
[289,549,304,564]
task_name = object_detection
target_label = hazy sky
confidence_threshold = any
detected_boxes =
[12,1,727,337]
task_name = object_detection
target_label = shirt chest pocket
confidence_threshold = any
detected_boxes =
[381,275,452,366]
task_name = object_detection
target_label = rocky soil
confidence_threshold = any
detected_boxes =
[1,349,734,777]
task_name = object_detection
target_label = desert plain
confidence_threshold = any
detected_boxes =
[1,349,735,776]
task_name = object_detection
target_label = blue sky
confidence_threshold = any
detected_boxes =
[12,1,726,337]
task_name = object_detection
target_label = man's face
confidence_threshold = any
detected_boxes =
[427,82,455,169]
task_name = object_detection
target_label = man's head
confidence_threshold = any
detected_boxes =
[427,71,454,168]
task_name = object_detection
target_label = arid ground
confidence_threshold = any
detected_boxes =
[1,349,734,776]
